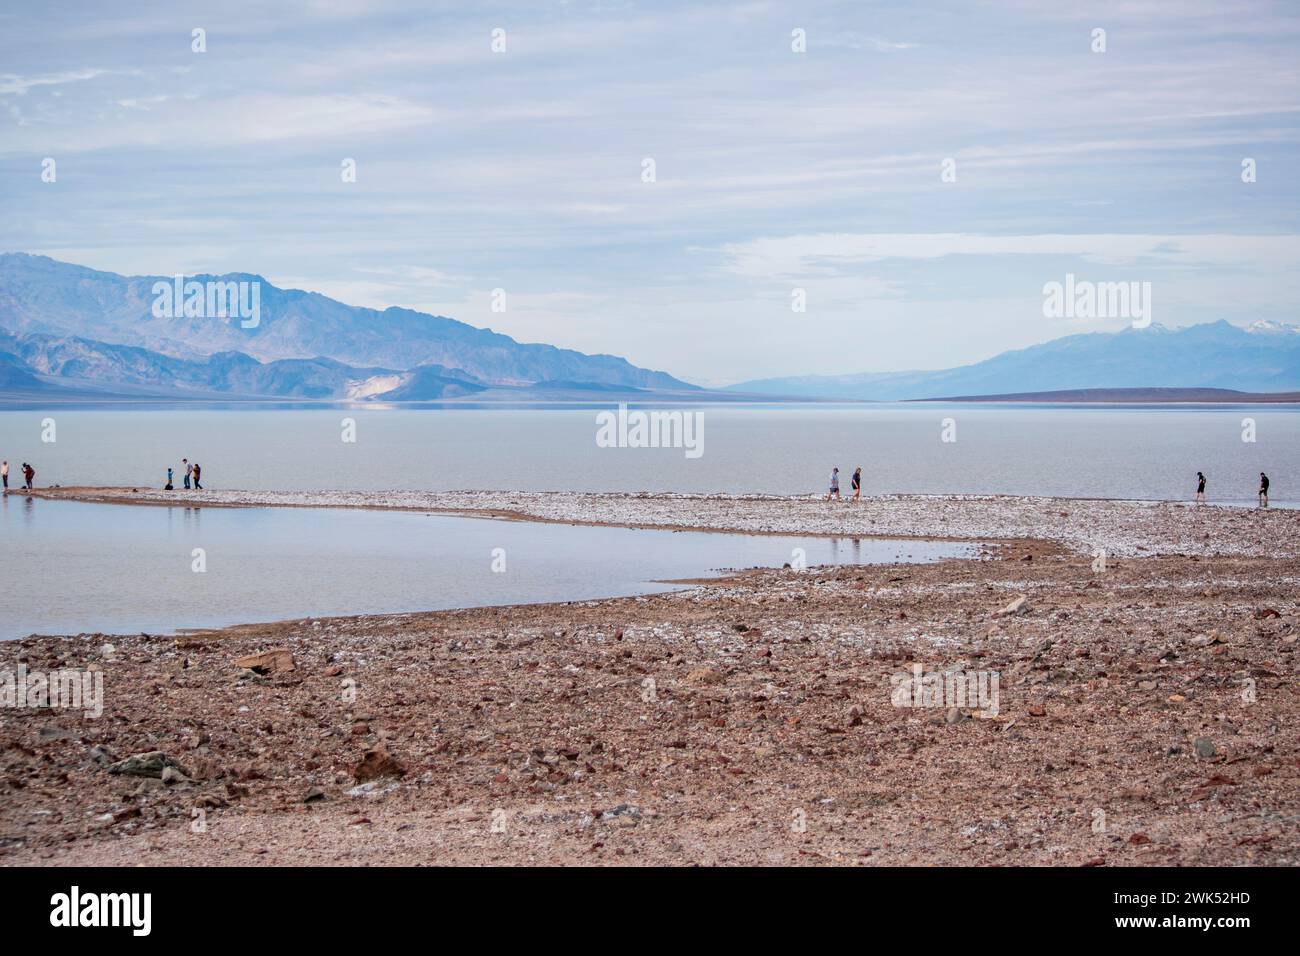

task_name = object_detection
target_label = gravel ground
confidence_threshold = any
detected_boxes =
[2,490,1297,866]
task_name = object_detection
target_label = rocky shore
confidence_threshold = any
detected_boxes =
[22,485,1300,557]
[2,490,1297,865]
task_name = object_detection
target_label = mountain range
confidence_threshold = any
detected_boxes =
[2,253,1298,402]
[0,253,695,401]
[727,321,1300,400]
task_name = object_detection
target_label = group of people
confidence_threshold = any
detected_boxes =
[825,466,863,501]
[164,458,203,490]
[826,466,1275,507]
[1196,471,1271,507]
[0,460,35,492]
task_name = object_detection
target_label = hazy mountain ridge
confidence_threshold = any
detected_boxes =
[0,253,692,391]
[0,327,704,402]
[727,321,1300,399]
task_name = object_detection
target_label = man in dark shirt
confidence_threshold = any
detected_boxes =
[1259,472,1270,508]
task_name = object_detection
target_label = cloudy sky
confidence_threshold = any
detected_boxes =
[1,0,1297,384]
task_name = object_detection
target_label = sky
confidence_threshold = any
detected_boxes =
[1,0,1298,385]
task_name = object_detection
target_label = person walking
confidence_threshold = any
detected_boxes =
[851,466,862,502]
[165,467,174,491]
[183,458,191,489]
[1,460,7,492]
[1195,471,1206,504]
[192,462,202,490]
[1259,472,1270,508]
[22,462,34,490]
[826,467,841,501]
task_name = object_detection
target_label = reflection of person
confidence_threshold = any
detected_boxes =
[1259,472,1269,508]
[1195,471,1205,504]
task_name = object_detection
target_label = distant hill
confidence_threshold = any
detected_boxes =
[0,327,711,403]
[0,253,693,392]
[918,387,1300,403]
[727,321,1300,400]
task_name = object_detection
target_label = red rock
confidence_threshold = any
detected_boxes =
[233,648,295,674]
[353,745,405,782]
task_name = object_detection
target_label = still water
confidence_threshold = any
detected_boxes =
[0,404,1294,505]
[0,497,974,639]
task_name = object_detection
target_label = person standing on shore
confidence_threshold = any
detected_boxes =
[1195,471,1206,504]
[826,467,841,501]
[182,458,191,489]
[192,462,202,490]
[851,466,862,502]
[1,460,7,492]
[22,462,34,490]
[1259,472,1270,508]
[165,467,174,491]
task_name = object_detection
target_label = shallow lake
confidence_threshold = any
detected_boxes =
[0,497,975,639]
[0,403,1295,506]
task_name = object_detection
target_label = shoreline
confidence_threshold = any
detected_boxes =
[2,548,1295,866]
[2,489,1296,866]
[18,485,1300,559]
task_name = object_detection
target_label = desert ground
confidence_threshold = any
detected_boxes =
[2,488,1297,865]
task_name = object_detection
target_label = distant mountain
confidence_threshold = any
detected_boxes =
[0,350,44,390]
[920,387,1300,403]
[727,321,1300,400]
[0,328,398,399]
[0,327,708,403]
[0,253,692,391]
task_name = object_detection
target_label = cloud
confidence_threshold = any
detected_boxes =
[713,234,1300,278]
[0,68,114,95]
[820,32,919,51]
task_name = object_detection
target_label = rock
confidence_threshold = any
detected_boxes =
[685,667,722,685]
[1194,737,1217,759]
[303,787,326,803]
[107,751,188,779]
[995,595,1030,617]
[353,745,405,782]
[601,803,641,821]
[160,765,191,785]
[1128,832,1151,845]
[233,648,296,674]
[945,707,965,724]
